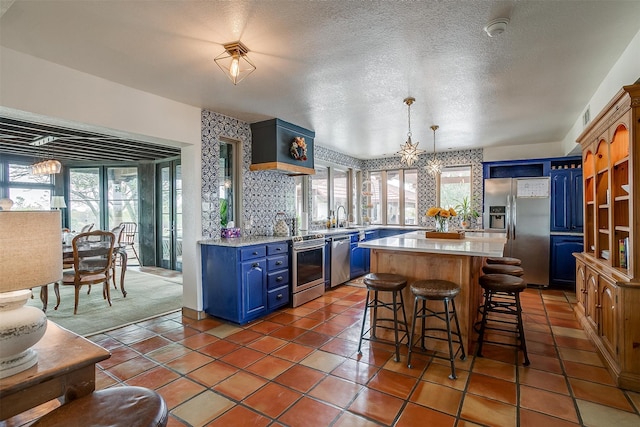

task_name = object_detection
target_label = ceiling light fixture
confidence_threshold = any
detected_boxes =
[397,97,424,167]
[30,135,61,175]
[214,41,256,85]
[426,125,442,175]
[484,18,509,37]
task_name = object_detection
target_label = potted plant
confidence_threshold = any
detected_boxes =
[455,196,479,229]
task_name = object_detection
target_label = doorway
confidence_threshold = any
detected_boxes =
[157,160,182,271]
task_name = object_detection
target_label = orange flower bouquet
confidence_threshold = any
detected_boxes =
[426,207,457,232]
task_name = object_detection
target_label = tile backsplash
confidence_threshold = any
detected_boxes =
[201,110,483,237]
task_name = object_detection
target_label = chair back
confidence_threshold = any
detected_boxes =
[110,224,126,245]
[80,223,94,233]
[71,230,115,277]
[119,222,137,245]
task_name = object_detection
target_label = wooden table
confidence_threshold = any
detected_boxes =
[0,321,111,421]
[359,231,507,350]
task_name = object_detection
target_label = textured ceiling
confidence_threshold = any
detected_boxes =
[1,0,639,159]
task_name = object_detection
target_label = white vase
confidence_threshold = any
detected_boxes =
[0,290,48,378]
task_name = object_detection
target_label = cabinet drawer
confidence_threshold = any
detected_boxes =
[240,246,267,261]
[267,243,289,255]
[268,286,290,309]
[267,255,289,271]
[268,270,289,289]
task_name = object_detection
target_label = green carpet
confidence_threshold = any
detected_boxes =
[27,268,183,337]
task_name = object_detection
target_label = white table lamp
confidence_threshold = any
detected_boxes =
[51,196,67,209]
[0,211,62,378]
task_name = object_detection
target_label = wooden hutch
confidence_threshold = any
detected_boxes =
[574,83,640,391]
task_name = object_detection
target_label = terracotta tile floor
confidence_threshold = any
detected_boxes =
[4,285,640,427]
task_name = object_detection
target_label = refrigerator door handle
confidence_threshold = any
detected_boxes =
[512,195,517,240]
[506,195,511,240]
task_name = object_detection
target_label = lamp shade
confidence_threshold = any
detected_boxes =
[51,196,67,209]
[0,211,63,292]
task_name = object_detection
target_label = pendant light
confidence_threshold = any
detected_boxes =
[397,97,424,167]
[426,125,442,175]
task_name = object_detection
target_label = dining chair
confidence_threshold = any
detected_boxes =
[55,230,116,314]
[80,223,94,233]
[110,223,126,292]
[119,222,141,266]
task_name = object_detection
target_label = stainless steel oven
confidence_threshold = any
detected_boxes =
[291,234,325,307]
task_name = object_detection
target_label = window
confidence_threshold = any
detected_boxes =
[439,166,472,209]
[333,168,348,221]
[386,170,400,225]
[69,168,101,232]
[369,172,383,224]
[219,139,238,227]
[5,162,53,210]
[311,165,328,222]
[404,169,418,225]
[107,167,138,230]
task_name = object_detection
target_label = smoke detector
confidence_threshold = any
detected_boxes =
[484,18,509,37]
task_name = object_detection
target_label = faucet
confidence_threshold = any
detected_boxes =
[336,205,347,228]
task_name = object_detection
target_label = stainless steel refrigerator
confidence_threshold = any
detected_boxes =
[484,177,551,286]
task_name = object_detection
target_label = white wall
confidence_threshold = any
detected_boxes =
[562,28,640,155]
[0,47,204,311]
[483,141,567,162]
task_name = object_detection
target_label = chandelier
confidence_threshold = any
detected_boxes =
[426,125,442,175]
[397,97,424,166]
[31,159,62,175]
[214,41,256,85]
[30,136,61,175]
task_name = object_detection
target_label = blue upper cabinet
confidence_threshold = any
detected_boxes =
[550,168,583,232]
[250,118,315,175]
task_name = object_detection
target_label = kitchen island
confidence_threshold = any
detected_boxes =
[358,230,507,350]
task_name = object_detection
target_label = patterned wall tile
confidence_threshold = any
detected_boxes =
[201,110,483,236]
[201,110,295,238]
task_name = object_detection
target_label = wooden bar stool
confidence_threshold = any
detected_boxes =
[486,256,521,266]
[407,279,466,379]
[357,272,409,362]
[31,386,168,427]
[476,273,530,366]
[482,263,524,277]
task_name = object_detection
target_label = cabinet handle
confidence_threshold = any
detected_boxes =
[252,251,258,255]
[276,261,283,265]
[252,263,259,268]
[277,294,283,299]
[276,247,282,251]
[276,276,283,281]
[596,304,602,309]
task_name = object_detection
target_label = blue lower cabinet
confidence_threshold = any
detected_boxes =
[350,241,366,279]
[324,238,331,288]
[268,285,289,309]
[550,235,584,288]
[241,260,267,320]
[202,242,290,325]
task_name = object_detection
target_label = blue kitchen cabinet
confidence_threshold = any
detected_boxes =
[324,238,331,288]
[363,230,379,273]
[550,235,584,287]
[550,169,583,232]
[202,241,290,324]
[350,233,366,279]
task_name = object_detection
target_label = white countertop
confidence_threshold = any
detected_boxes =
[359,230,506,257]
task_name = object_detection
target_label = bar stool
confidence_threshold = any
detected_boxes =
[482,263,524,277]
[357,273,409,362]
[31,386,168,427]
[476,273,530,366]
[407,279,466,379]
[486,256,521,266]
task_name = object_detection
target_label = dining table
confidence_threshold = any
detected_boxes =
[39,243,128,312]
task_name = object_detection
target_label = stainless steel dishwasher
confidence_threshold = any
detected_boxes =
[330,234,351,287]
